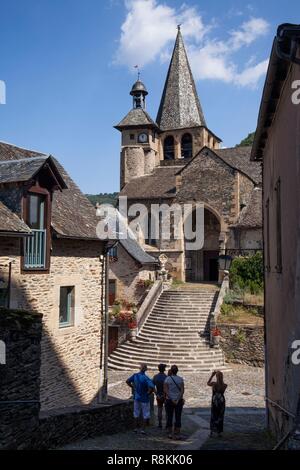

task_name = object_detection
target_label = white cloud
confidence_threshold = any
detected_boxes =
[229,18,270,49]
[234,59,269,87]
[115,0,270,88]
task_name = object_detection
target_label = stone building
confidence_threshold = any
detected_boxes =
[0,141,106,411]
[115,27,262,283]
[251,24,300,445]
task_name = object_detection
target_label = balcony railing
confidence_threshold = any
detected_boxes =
[24,229,47,269]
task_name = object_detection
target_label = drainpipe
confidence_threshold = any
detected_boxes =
[276,24,300,65]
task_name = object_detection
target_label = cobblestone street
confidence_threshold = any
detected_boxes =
[61,364,268,450]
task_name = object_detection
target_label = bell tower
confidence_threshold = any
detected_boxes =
[130,79,148,109]
[114,79,159,189]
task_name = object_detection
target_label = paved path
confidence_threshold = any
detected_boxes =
[61,364,266,450]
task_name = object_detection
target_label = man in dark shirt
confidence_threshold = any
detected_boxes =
[152,364,167,428]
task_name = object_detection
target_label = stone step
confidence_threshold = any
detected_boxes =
[108,355,224,367]
[119,343,215,354]
[144,322,209,330]
[108,285,224,370]
[132,338,210,348]
[150,311,212,317]
[143,321,208,328]
[146,317,209,323]
[110,349,224,361]
[108,358,225,371]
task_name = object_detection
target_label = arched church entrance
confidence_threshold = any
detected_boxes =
[185,208,221,282]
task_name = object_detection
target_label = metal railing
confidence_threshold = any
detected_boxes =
[24,229,46,269]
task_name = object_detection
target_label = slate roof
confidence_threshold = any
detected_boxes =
[120,166,179,199]
[97,206,157,265]
[0,200,30,235]
[130,80,148,96]
[121,237,157,265]
[156,28,206,131]
[213,147,262,184]
[232,187,262,229]
[115,108,158,130]
[0,141,101,240]
[0,156,66,187]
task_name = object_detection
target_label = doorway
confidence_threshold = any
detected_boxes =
[203,251,219,281]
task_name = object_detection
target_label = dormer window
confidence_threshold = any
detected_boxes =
[23,189,50,271]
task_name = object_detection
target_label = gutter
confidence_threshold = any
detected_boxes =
[0,231,31,238]
[251,24,300,161]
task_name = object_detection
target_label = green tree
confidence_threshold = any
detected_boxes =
[86,192,118,207]
[236,132,255,147]
[229,252,263,294]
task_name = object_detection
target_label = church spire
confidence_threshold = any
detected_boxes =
[156,27,206,131]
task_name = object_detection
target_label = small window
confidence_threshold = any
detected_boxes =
[164,136,175,160]
[130,134,135,140]
[108,246,118,259]
[109,280,116,306]
[181,133,193,159]
[59,286,75,327]
[147,213,158,246]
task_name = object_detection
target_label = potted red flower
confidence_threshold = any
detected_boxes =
[212,327,221,347]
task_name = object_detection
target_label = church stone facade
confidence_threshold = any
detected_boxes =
[115,27,262,283]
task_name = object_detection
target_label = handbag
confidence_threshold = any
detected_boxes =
[170,376,185,405]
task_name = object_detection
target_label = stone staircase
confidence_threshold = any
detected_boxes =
[108,286,225,371]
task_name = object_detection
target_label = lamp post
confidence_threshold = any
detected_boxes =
[218,251,232,281]
[99,240,119,403]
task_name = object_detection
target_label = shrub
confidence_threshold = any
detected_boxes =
[220,303,232,316]
[229,252,263,294]
[235,329,247,344]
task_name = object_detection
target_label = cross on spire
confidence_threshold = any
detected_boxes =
[134,65,140,80]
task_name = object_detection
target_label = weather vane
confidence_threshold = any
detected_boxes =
[134,65,140,80]
[177,24,182,31]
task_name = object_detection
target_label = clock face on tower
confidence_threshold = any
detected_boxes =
[138,132,148,143]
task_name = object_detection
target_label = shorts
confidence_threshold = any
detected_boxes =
[134,400,151,420]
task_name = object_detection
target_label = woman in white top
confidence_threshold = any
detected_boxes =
[164,365,185,439]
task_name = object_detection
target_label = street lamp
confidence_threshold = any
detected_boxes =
[218,252,232,282]
[218,253,233,271]
[99,239,119,403]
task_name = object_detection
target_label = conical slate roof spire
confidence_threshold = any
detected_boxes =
[156,27,206,131]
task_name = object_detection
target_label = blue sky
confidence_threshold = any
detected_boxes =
[0,0,299,193]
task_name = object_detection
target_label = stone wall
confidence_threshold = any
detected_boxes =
[37,401,134,449]
[0,237,104,411]
[176,148,238,227]
[0,307,134,450]
[109,244,155,305]
[219,323,264,367]
[0,308,42,450]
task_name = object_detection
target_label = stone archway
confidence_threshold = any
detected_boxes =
[185,208,221,282]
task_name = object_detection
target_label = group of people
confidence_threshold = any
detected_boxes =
[126,363,227,440]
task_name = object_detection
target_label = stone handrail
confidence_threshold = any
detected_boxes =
[137,280,164,333]
[210,272,229,346]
